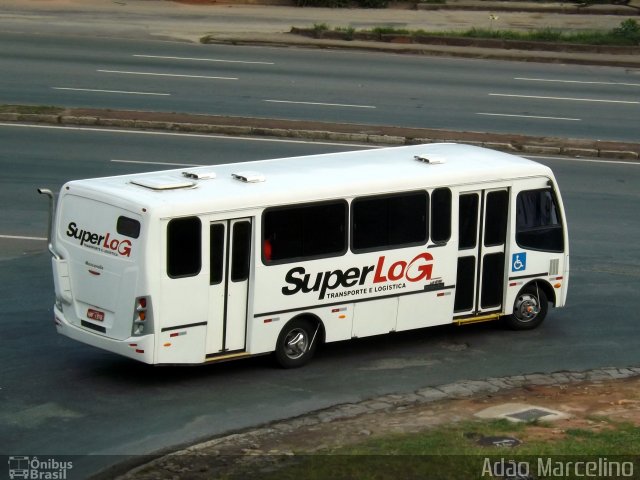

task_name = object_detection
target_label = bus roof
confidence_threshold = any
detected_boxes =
[64,143,553,217]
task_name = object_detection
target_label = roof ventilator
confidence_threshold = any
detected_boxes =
[182,169,216,180]
[232,171,266,183]
[414,154,446,165]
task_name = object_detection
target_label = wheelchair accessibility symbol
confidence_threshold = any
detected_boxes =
[512,252,527,272]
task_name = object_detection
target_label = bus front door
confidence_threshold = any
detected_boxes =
[206,218,252,355]
[454,188,509,317]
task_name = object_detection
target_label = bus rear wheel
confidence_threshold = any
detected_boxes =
[505,284,548,330]
[274,318,318,368]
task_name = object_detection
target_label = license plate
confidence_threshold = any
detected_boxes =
[87,308,105,322]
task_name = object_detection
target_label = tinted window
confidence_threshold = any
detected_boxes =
[167,217,201,278]
[454,256,476,313]
[210,224,225,285]
[231,221,251,282]
[481,252,505,308]
[263,201,347,264]
[352,191,427,253]
[484,190,509,247]
[431,188,451,243]
[516,189,564,252]
[117,216,140,239]
[458,193,479,250]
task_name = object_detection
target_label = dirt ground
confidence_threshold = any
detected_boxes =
[118,372,640,479]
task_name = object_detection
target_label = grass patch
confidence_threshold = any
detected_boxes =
[335,26,356,40]
[312,22,330,33]
[0,104,64,115]
[430,22,640,46]
[307,19,640,46]
[328,418,640,456]
[233,418,640,480]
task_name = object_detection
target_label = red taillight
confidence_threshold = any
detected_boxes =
[132,296,151,336]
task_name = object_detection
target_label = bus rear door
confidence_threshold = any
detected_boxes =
[207,218,252,357]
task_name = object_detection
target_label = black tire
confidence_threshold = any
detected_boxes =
[504,284,548,330]
[274,318,318,368]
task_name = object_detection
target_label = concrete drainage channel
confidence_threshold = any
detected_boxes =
[1,107,639,161]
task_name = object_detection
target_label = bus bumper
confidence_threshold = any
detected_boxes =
[54,305,155,364]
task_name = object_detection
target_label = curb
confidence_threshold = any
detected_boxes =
[111,366,640,480]
[289,27,640,56]
[415,3,640,14]
[1,109,639,161]
[202,34,640,70]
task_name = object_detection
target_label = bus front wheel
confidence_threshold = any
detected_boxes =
[274,318,318,368]
[505,284,548,330]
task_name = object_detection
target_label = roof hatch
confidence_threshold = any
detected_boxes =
[130,175,196,191]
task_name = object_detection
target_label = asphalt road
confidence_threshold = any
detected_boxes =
[2,31,640,142]
[0,124,639,478]
[1,0,629,42]
[1,4,639,476]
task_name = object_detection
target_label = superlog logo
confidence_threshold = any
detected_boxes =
[66,222,132,257]
[282,252,433,300]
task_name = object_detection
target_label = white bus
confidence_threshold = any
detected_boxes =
[40,143,569,368]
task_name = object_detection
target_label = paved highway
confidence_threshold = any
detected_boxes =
[0,124,638,478]
[2,31,639,142]
[1,4,639,475]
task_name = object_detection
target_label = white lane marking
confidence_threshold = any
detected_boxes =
[97,69,238,80]
[477,112,581,121]
[53,87,170,96]
[265,99,376,109]
[134,54,274,65]
[527,154,640,166]
[0,124,631,165]
[111,159,205,167]
[489,93,639,105]
[515,77,640,87]
[0,123,376,148]
[0,234,46,241]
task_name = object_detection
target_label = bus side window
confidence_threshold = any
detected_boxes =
[352,191,428,253]
[167,217,202,278]
[431,188,452,244]
[516,189,564,252]
[262,201,347,264]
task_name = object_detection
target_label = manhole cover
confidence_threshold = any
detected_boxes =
[476,436,521,448]
[506,408,554,422]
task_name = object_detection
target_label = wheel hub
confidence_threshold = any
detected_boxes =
[515,294,539,322]
[284,329,308,359]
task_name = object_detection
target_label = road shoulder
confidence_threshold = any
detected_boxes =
[111,366,640,479]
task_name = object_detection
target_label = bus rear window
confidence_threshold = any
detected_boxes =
[117,216,141,239]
